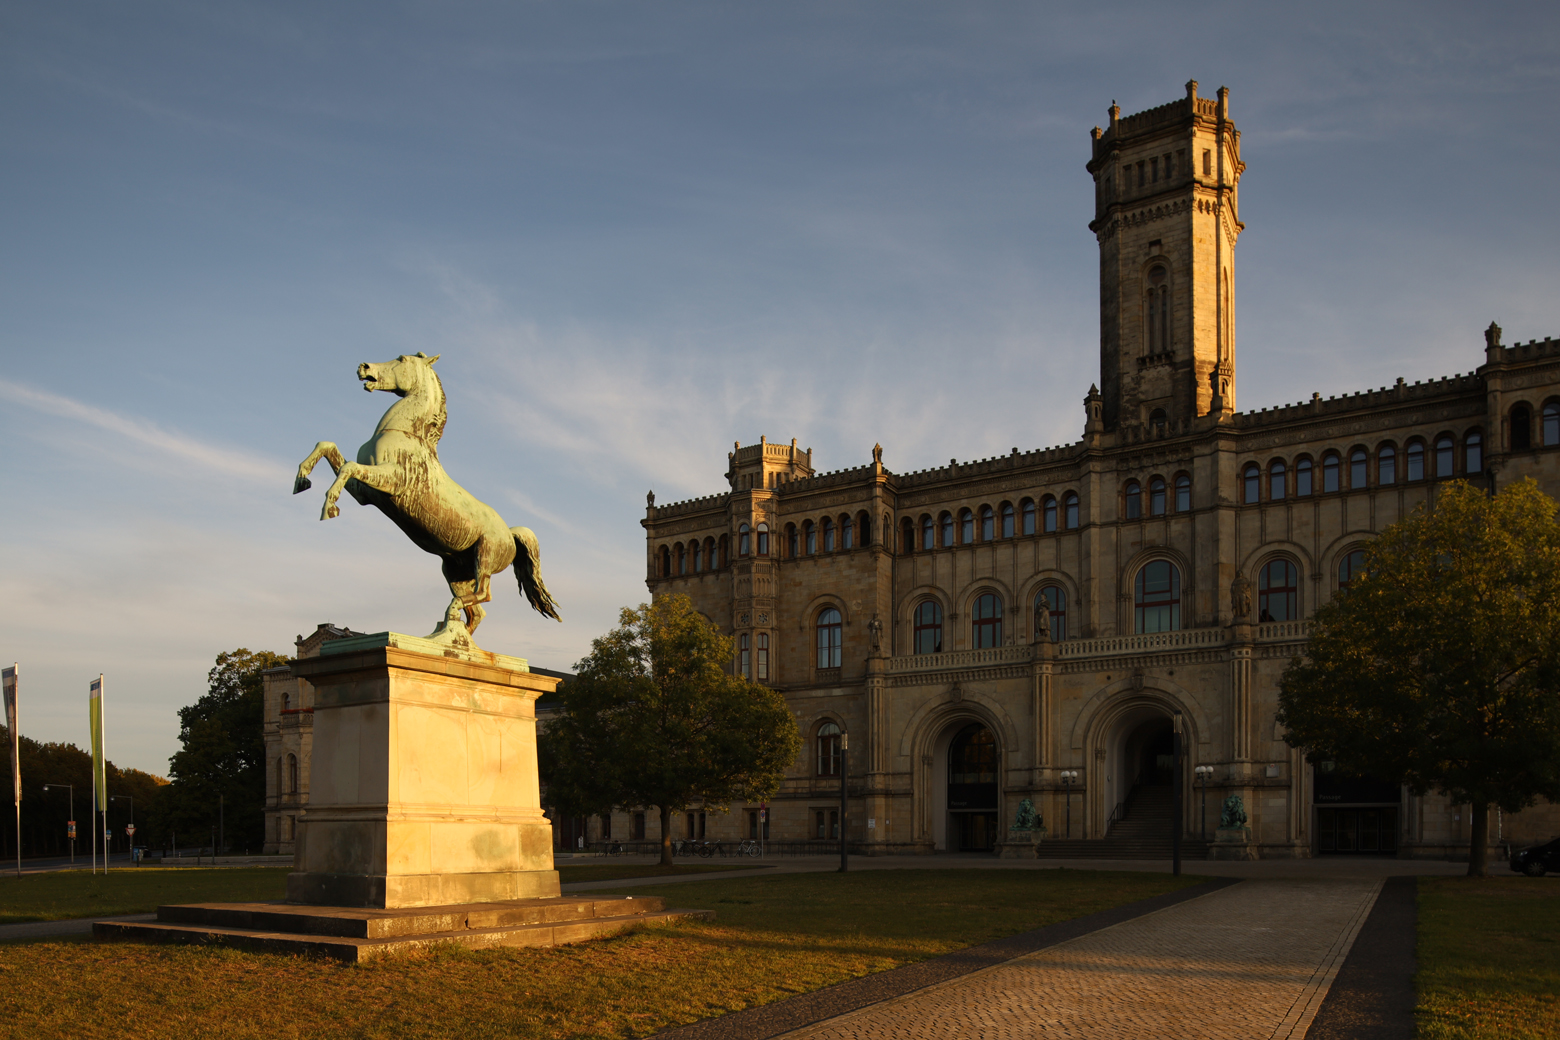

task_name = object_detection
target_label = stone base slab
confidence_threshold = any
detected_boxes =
[94,895,712,963]
[286,866,560,908]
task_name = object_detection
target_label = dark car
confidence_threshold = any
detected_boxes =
[1509,837,1560,876]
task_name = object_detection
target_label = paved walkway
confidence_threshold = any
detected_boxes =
[773,877,1382,1040]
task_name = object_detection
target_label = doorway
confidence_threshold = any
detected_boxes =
[947,722,998,852]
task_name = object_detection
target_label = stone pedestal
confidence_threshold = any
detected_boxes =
[286,632,561,908]
[1208,825,1257,861]
[996,829,1043,859]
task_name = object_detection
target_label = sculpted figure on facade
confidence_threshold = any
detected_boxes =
[868,613,884,653]
[1231,571,1253,622]
[293,353,561,648]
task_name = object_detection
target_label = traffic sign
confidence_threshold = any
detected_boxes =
[125,824,136,838]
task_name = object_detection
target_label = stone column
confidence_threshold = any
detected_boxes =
[865,651,890,851]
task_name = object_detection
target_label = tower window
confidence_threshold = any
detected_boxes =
[787,525,798,559]
[756,522,769,556]
[960,509,975,545]
[1001,502,1015,538]
[941,512,955,547]
[805,521,817,555]
[693,541,703,572]
[1351,449,1368,488]
[1064,492,1080,529]
[1545,403,1560,446]
[980,505,994,541]
[1175,475,1191,512]
[1146,265,1170,355]
[1466,430,1483,473]
[1296,458,1313,496]
[1124,480,1142,519]
[1378,446,1396,485]
[1243,463,1260,504]
[1150,156,1159,183]
[1149,477,1166,516]
[1512,405,1532,451]
[757,633,769,681]
[677,543,687,574]
[1165,152,1174,178]
[1322,453,1341,493]
[822,517,835,552]
[841,515,853,550]
[739,633,750,678]
[1406,442,1424,481]
[1137,161,1145,187]
[1043,496,1057,533]
[1021,498,1036,536]
[1202,150,1211,176]
[1149,408,1167,435]
[1269,460,1286,501]
[922,515,934,550]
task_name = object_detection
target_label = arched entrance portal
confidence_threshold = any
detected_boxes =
[1106,711,1174,840]
[947,723,998,852]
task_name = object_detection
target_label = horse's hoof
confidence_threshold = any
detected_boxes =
[323,505,340,520]
[293,476,312,494]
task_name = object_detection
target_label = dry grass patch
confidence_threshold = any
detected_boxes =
[1417,875,1560,1039]
[0,868,1196,1040]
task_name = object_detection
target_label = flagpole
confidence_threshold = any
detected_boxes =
[3,664,17,878]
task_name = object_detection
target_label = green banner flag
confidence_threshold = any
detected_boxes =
[90,675,105,811]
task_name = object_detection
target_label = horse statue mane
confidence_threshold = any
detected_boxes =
[294,352,560,652]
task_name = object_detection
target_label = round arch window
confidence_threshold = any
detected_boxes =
[1134,561,1181,633]
[1258,559,1298,622]
[816,608,842,668]
[972,594,1003,648]
[913,600,943,655]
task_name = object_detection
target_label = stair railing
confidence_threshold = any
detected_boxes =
[1106,769,1147,837]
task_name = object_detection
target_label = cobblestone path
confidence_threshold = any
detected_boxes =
[779,878,1383,1040]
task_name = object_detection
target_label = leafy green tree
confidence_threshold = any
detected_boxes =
[151,648,288,852]
[538,595,802,865]
[1278,479,1560,875]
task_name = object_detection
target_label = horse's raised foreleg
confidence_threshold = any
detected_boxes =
[293,442,346,495]
[321,460,404,520]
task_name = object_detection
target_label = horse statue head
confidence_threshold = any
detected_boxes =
[358,352,447,448]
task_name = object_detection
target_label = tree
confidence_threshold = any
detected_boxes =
[538,595,802,865]
[1278,479,1560,875]
[151,648,288,852]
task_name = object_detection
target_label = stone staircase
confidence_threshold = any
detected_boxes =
[93,894,712,963]
[1036,785,1211,860]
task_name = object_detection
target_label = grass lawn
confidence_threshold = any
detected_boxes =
[1417,876,1560,1039]
[0,868,289,924]
[557,863,770,885]
[0,868,1198,1039]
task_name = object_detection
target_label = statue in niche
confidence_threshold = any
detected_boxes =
[1220,793,1248,829]
[1034,596,1051,642]
[868,614,883,653]
[294,353,561,650]
[1230,571,1253,622]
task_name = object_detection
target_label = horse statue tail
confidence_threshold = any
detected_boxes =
[511,527,562,622]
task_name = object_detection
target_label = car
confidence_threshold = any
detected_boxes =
[1508,837,1560,877]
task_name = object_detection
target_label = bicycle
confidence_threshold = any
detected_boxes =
[695,840,717,859]
[737,839,762,858]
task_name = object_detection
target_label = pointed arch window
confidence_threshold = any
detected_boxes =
[913,600,943,655]
[816,721,841,777]
[1134,560,1181,633]
[1064,492,1080,529]
[1021,499,1036,535]
[1035,585,1067,641]
[1175,475,1191,511]
[972,593,1003,648]
[1258,559,1298,622]
[1124,480,1142,519]
[816,608,842,669]
[1145,264,1170,354]
[1043,496,1057,532]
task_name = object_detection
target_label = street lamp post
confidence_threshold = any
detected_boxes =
[1194,766,1213,841]
[838,732,849,873]
[1172,713,1184,877]
[1060,770,1079,838]
[42,784,74,864]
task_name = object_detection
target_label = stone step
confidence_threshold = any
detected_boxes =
[1034,840,1211,859]
[151,895,663,939]
[95,904,713,963]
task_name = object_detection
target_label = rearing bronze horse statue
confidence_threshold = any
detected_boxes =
[294,353,560,644]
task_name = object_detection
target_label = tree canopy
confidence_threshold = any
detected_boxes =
[1277,479,1560,874]
[538,595,801,864]
[150,647,288,852]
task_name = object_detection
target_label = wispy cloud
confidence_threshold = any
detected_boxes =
[0,380,291,484]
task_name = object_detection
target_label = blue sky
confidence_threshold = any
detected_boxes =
[2,1,1557,774]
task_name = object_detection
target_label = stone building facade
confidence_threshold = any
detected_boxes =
[631,83,1560,859]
